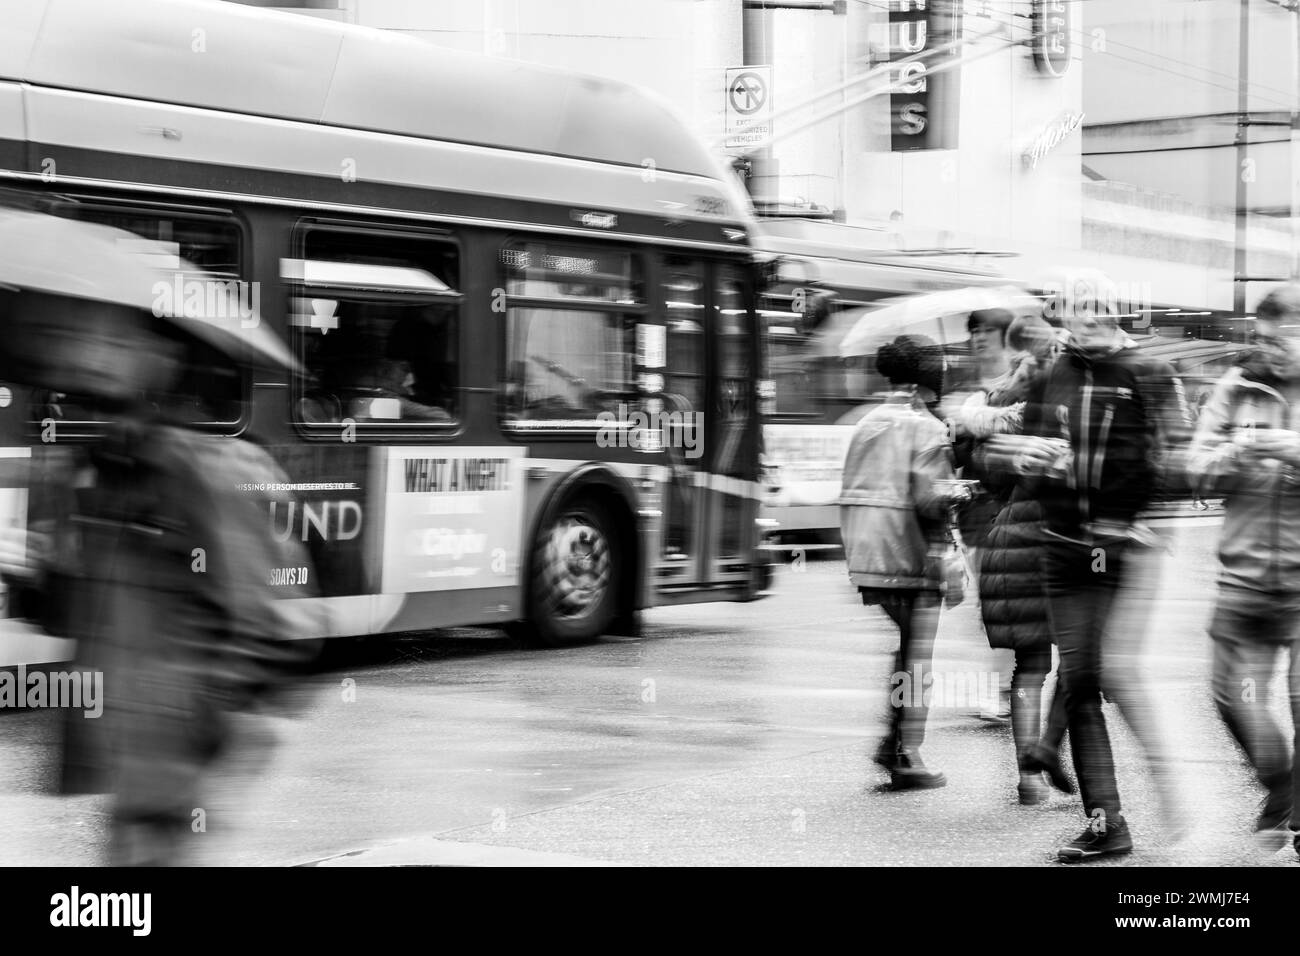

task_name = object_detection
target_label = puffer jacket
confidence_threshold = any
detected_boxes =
[971,358,1054,650]
[839,392,957,590]
[977,494,1051,649]
[1187,358,1300,594]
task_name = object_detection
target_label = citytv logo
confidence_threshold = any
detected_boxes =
[595,403,703,459]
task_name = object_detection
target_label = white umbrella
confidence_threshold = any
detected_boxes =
[0,207,296,373]
[838,284,1039,358]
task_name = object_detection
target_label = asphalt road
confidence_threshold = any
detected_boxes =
[1,515,1297,867]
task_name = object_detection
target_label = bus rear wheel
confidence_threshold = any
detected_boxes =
[524,497,619,647]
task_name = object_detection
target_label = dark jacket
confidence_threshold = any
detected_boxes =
[979,337,1192,538]
[970,357,1054,649]
[839,391,957,590]
[57,419,315,806]
[1187,353,1300,596]
[978,495,1050,649]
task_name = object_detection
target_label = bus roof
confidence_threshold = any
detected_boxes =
[0,0,723,180]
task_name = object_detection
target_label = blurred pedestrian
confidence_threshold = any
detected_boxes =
[1188,284,1300,855]
[949,308,1017,722]
[965,314,1074,804]
[978,285,1192,860]
[841,334,971,790]
[14,306,315,866]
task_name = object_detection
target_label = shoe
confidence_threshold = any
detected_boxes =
[1018,772,1049,806]
[889,749,947,791]
[873,737,898,770]
[1058,813,1133,862]
[1023,743,1076,795]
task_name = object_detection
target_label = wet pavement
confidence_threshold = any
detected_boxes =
[1,514,1297,867]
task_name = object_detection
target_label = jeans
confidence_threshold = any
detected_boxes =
[1209,587,1300,829]
[867,588,941,754]
[1043,533,1129,819]
[1100,531,1180,811]
[1012,644,1069,768]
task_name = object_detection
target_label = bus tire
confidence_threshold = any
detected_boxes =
[524,496,619,647]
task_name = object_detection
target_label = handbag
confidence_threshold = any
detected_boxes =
[927,513,970,609]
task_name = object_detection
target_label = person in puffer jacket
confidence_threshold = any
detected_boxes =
[841,334,970,791]
[968,315,1075,805]
[1188,284,1300,856]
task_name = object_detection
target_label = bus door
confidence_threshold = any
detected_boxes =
[703,262,760,585]
[657,256,759,588]
[658,257,706,582]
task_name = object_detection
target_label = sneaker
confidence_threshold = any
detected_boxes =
[1018,772,1049,806]
[890,749,947,791]
[1058,813,1133,862]
[1023,743,1076,795]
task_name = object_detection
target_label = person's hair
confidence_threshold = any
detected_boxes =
[966,307,1013,343]
[876,334,944,398]
[1007,314,1055,356]
[1256,284,1300,322]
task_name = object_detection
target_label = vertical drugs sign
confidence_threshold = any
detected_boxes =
[888,0,962,151]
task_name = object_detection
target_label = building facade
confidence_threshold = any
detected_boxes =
[231,0,1300,322]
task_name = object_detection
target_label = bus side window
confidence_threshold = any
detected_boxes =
[28,202,245,432]
[287,226,461,431]
[499,242,643,426]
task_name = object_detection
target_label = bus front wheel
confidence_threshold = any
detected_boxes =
[524,497,619,647]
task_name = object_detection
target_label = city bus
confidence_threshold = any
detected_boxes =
[754,218,1010,541]
[0,0,772,662]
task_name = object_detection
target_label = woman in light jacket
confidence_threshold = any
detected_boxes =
[841,334,967,790]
